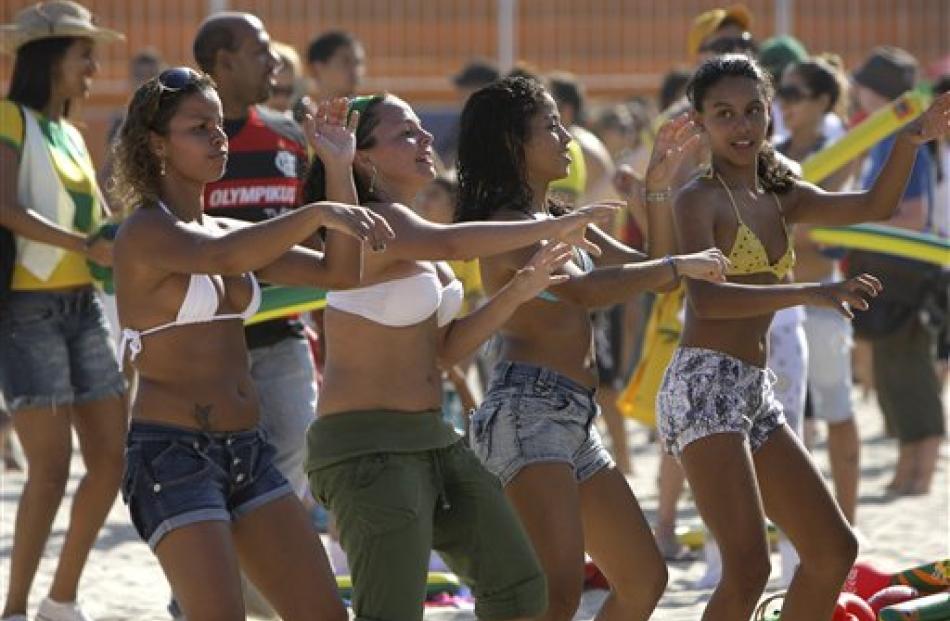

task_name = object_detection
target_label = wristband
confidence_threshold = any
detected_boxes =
[664,255,680,281]
[644,187,673,203]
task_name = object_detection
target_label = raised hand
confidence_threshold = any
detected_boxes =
[674,248,730,283]
[314,202,395,251]
[903,92,950,145]
[552,201,623,257]
[303,97,359,169]
[809,273,883,318]
[507,242,573,304]
[645,113,705,191]
[613,164,644,200]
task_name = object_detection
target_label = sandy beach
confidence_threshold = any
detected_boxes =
[1,388,946,620]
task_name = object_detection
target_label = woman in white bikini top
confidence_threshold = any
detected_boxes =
[110,70,389,620]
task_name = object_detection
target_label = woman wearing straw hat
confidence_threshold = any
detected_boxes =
[0,3,126,620]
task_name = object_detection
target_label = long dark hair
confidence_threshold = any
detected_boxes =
[688,54,798,194]
[301,94,387,205]
[456,76,559,221]
[7,37,77,117]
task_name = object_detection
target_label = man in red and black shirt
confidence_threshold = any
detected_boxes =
[194,13,317,501]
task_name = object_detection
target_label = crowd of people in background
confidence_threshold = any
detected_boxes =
[0,1,947,620]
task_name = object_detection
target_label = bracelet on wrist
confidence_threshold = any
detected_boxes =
[664,255,680,282]
[644,187,673,203]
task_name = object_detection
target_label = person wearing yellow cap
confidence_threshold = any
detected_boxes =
[687,3,756,62]
[0,3,125,621]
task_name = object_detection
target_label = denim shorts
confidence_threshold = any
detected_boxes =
[657,346,786,458]
[0,288,124,412]
[469,361,614,486]
[122,420,294,550]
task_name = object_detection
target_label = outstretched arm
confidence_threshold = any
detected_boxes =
[437,243,572,366]
[783,93,949,227]
[118,201,382,279]
[375,201,617,262]
[674,186,881,319]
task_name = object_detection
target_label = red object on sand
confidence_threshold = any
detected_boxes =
[832,592,876,621]
[867,586,920,613]
[844,562,893,600]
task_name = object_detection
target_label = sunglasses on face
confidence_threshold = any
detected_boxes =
[700,32,759,55]
[776,84,813,103]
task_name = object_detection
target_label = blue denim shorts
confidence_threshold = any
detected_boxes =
[122,420,294,550]
[0,288,124,412]
[469,361,614,486]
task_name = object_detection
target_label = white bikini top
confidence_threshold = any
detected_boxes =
[325,266,464,328]
[120,203,262,362]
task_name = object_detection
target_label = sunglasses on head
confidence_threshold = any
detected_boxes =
[147,67,203,130]
[700,32,759,55]
[156,67,202,92]
[776,84,813,103]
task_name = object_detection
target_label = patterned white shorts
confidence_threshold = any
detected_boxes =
[657,346,786,458]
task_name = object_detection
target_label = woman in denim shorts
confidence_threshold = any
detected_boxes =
[656,56,948,619]
[457,76,727,620]
[0,5,127,620]
[110,68,389,620]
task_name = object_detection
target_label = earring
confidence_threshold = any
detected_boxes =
[159,155,166,177]
[368,164,377,195]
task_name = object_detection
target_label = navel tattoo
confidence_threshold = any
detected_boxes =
[194,403,213,431]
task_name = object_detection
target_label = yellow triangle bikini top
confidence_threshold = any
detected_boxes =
[715,174,795,280]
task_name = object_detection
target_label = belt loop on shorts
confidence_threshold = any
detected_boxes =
[536,366,556,393]
[500,361,514,385]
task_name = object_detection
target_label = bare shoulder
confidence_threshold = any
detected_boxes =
[776,178,814,220]
[115,207,164,248]
[674,176,718,213]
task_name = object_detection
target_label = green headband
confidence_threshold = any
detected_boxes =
[347,94,384,124]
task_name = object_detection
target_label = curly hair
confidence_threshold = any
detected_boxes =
[456,76,557,222]
[109,70,217,213]
[301,94,388,205]
[687,54,798,194]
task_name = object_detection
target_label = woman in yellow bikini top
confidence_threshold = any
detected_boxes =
[654,53,950,621]
[715,172,796,279]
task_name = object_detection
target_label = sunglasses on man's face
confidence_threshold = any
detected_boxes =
[700,33,759,55]
[776,84,813,103]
